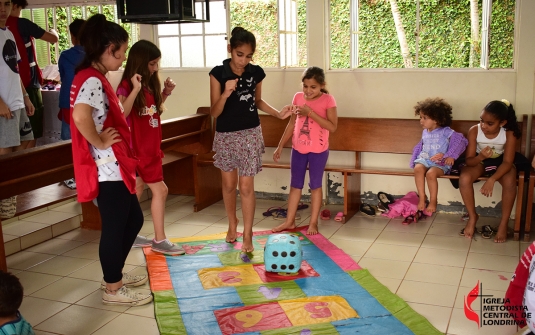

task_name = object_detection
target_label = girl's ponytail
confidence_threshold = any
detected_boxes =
[483,100,521,139]
[504,102,521,139]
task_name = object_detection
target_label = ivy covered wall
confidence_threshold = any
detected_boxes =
[330,0,515,69]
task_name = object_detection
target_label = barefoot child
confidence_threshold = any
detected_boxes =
[458,99,528,242]
[272,66,338,235]
[209,27,292,252]
[410,98,467,215]
[117,40,184,256]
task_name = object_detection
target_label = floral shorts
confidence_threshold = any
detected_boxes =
[213,125,265,177]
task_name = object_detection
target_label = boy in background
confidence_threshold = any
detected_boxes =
[58,18,85,189]
[0,271,34,335]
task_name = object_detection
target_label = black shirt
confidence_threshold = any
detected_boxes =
[209,59,266,132]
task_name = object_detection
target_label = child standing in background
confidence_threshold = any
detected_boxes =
[71,14,151,306]
[117,40,184,256]
[0,271,34,335]
[209,27,292,252]
[58,18,85,190]
[272,67,338,235]
[458,100,528,243]
[410,98,467,216]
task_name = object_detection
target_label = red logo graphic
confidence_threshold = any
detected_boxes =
[464,281,480,328]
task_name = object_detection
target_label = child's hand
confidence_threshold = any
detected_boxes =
[0,103,12,119]
[273,147,282,163]
[480,179,495,197]
[430,153,444,163]
[444,157,455,166]
[163,77,176,95]
[98,127,122,150]
[279,105,295,119]
[479,146,493,159]
[298,104,313,117]
[223,79,238,98]
[131,74,142,91]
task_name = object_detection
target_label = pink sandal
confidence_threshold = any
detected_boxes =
[320,209,331,220]
[334,212,344,222]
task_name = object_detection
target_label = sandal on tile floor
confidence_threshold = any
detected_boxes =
[461,213,470,221]
[359,203,375,217]
[377,192,395,207]
[272,209,301,221]
[320,209,331,220]
[377,202,389,213]
[459,228,466,236]
[263,206,282,217]
[334,212,344,222]
[478,225,496,239]
[402,215,415,225]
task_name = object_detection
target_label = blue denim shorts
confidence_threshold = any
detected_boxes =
[414,157,451,174]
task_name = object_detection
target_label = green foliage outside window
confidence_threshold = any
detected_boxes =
[330,0,515,69]
[230,0,307,68]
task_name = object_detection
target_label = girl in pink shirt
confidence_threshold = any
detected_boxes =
[273,67,338,235]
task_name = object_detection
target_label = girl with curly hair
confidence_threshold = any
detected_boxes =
[410,97,468,217]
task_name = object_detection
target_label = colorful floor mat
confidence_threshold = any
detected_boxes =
[144,227,442,335]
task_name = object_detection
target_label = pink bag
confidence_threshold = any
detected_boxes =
[382,191,429,220]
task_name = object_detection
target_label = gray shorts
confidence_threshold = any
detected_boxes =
[0,107,34,149]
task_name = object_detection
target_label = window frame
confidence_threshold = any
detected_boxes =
[337,0,515,71]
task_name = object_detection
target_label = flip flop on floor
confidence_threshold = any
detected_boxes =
[478,225,496,239]
[320,209,331,220]
[359,203,375,217]
[377,192,395,207]
[334,212,344,222]
[272,209,301,221]
[263,206,281,217]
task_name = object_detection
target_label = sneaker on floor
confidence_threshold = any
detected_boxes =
[100,272,148,290]
[151,239,185,256]
[132,235,152,248]
[102,286,153,306]
[63,178,76,189]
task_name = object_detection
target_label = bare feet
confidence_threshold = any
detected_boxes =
[417,198,426,211]
[307,222,318,235]
[462,214,479,239]
[494,224,508,243]
[427,200,437,213]
[226,218,239,243]
[272,220,296,233]
[241,231,254,253]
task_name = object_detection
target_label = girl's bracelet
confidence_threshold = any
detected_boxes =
[162,90,171,96]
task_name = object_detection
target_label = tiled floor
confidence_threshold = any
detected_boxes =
[3,194,528,335]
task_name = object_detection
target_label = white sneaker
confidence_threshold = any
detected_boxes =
[101,272,148,290]
[102,286,153,306]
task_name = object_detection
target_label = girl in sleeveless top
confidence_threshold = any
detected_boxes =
[458,100,528,243]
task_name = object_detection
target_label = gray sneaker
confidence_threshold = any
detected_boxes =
[151,239,185,256]
[132,235,152,248]
[102,286,153,306]
[101,272,148,290]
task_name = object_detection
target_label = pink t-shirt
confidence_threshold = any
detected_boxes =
[292,92,336,154]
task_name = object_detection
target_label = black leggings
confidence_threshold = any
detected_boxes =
[97,181,144,284]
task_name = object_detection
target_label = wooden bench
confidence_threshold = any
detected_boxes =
[0,113,213,272]
[79,113,214,229]
[195,110,528,240]
[519,115,535,241]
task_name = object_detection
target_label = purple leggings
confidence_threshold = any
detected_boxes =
[290,148,329,190]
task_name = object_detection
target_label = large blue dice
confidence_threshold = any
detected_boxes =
[264,233,302,273]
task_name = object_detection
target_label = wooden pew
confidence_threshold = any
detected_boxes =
[520,115,535,241]
[0,112,213,272]
[195,112,527,240]
[80,113,214,229]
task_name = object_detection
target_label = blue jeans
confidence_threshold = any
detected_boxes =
[60,120,71,140]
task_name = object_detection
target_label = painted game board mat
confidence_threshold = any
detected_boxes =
[144,227,442,335]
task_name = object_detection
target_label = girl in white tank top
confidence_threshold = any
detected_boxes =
[458,99,527,244]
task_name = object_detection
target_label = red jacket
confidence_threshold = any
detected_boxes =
[6,16,43,88]
[69,67,138,202]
